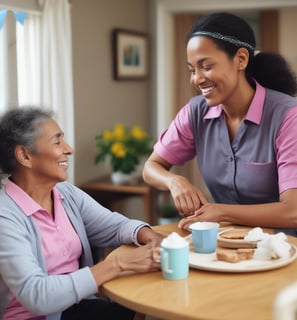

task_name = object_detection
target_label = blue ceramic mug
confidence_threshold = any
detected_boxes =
[189,222,219,253]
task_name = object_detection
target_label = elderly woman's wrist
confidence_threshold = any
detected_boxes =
[137,226,153,244]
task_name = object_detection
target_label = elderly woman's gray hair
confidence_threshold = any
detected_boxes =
[0,107,53,174]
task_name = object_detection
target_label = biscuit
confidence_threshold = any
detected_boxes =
[216,248,240,263]
[216,248,255,263]
[220,230,248,240]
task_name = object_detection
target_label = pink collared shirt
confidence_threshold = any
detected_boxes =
[3,179,82,320]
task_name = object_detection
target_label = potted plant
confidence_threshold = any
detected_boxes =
[158,199,180,225]
[95,124,154,184]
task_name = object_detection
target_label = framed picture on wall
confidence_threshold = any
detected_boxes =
[112,29,148,80]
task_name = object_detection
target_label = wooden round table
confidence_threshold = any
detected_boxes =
[102,223,297,320]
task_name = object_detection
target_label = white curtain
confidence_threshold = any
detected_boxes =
[17,15,41,105]
[0,21,8,113]
[17,0,75,183]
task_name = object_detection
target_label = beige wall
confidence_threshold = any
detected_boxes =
[279,7,297,74]
[71,0,150,185]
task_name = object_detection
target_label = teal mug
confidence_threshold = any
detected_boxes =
[189,222,219,253]
[160,233,189,280]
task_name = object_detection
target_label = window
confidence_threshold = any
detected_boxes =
[0,1,74,183]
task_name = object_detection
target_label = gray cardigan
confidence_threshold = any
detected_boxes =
[0,181,148,320]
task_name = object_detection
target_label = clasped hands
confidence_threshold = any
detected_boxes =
[168,175,220,231]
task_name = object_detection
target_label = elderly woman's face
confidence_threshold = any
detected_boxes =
[29,119,73,183]
[187,36,241,107]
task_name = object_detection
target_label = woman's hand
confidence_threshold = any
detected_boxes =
[143,151,208,217]
[178,202,222,230]
[137,226,165,245]
[168,175,208,217]
[116,243,161,273]
[91,242,161,287]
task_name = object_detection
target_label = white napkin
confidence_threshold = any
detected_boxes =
[252,230,291,260]
[244,227,270,241]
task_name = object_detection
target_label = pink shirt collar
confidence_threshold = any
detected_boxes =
[6,178,63,216]
[204,81,265,125]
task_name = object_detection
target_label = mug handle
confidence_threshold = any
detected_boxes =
[161,248,173,274]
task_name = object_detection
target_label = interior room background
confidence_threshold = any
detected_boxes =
[0,0,296,222]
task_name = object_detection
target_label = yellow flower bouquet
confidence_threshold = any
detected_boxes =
[95,124,154,174]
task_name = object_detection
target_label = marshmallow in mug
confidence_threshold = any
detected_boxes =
[161,232,188,248]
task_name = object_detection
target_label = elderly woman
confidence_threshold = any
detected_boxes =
[0,108,163,320]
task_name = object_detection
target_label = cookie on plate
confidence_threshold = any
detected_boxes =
[216,248,255,263]
[219,229,248,240]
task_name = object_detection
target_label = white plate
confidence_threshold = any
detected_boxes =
[217,228,260,249]
[189,244,297,273]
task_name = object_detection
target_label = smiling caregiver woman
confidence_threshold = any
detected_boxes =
[143,12,297,234]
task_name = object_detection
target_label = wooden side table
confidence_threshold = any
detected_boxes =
[79,176,156,225]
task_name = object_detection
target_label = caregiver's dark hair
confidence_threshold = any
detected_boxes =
[188,12,297,97]
[0,107,53,174]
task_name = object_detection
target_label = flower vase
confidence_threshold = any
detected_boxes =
[111,171,137,185]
